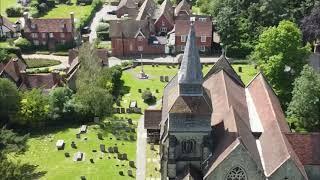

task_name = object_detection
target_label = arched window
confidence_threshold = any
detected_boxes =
[181,139,196,153]
[225,166,247,180]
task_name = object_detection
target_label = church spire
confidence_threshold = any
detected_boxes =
[178,23,203,96]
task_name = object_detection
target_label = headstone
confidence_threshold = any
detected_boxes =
[116,108,121,114]
[152,64,154,67]
[113,108,118,113]
[165,76,169,82]
[121,108,126,114]
[146,88,150,90]
[108,147,114,153]
[74,152,83,161]
[138,89,142,93]
[135,108,142,114]
[113,146,118,153]
[150,144,155,150]
[126,108,131,113]
[238,66,242,73]
[80,176,86,180]
[97,133,103,140]
[122,153,127,160]
[90,158,94,163]
[65,152,70,157]
[100,144,106,152]
[56,140,65,150]
[129,161,135,168]
[156,89,159,93]
[127,119,133,125]
[128,169,133,177]
[71,141,77,149]
[79,125,87,134]
[254,64,258,69]
[92,149,97,152]
[119,171,124,176]
[160,76,164,82]
[76,133,81,139]
[116,101,121,106]
[118,153,122,160]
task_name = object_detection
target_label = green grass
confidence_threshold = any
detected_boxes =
[11,119,137,180]
[0,0,17,18]
[0,41,13,48]
[97,41,111,49]
[146,144,160,179]
[25,59,61,68]
[41,0,94,22]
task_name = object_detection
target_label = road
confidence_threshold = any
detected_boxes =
[89,5,118,43]
[136,115,147,180]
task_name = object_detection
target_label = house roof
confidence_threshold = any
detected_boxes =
[136,0,157,20]
[0,15,16,32]
[174,0,190,17]
[0,58,26,83]
[285,133,320,165]
[20,72,62,90]
[109,19,149,38]
[144,109,162,130]
[154,0,174,25]
[24,18,73,33]
[117,0,139,9]
[175,17,212,37]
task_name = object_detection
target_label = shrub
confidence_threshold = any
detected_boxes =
[78,0,102,29]
[141,90,156,104]
[38,3,49,13]
[6,6,23,17]
[97,31,109,41]
[14,38,33,52]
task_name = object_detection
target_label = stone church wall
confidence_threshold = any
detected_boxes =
[305,165,320,180]
[204,143,265,180]
[268,159,306,180]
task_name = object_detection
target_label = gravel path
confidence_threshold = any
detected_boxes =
[136,115,147,180]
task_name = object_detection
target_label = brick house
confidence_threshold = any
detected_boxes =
[22,12,76,51]
[153,0,174,36]
[110,19,165,57]
[175,16,213,54]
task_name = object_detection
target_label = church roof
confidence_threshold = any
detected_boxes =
[178,23,203,85]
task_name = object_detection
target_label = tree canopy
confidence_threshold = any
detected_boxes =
[301,5,320,43]
[251,20,310,107]
[0,79,20,124]
[286,65,320,132]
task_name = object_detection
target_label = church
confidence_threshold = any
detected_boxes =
[144,23,320,180]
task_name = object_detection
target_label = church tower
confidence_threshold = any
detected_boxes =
[160,23,212,180]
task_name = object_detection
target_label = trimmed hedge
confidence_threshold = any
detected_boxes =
[78,0,103,29]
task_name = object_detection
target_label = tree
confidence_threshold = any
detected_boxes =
[0,79,20,124]
[251,20,310,107]
[14,38,33,52]
[17,89,50,127]
[301,5,320,43]
[0,49,9,64]
[49,86,73,120]
[286,65,320,132]
[142,90,156,104]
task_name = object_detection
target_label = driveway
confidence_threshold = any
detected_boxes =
[22,54,69,70]
[89,5,118,43]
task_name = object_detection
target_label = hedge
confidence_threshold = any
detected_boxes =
[77,0,103,29]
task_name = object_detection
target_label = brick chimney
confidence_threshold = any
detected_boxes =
[12,58,21,78]
[52,70,60,86]
[20,70,29,88]
[23,12,29,26]
[70,12,75,33]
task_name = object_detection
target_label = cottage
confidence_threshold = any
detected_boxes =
[0,15,18,38]
[22,12,76,51]
[110,19,165,56]
[19,71,63,92]
[158,24,320,180]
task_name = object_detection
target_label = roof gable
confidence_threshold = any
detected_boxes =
[24,18,73,33]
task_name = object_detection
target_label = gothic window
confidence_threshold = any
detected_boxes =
[181,140,196,153]
[225,166,247,180]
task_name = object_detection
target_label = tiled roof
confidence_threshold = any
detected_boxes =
[285,133,320,165]
[154,0,174,25]
[0,58,26,83]
[174,0,190,16]
[20,73,62,90]
[175,17,212,37]
[136,0,157,20]
[117,0,138,9]
[109,19,149,38]
[0,15,16,32]
[144,109,162,130]
[24,18,73,33]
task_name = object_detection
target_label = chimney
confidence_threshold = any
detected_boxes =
[20,70,29,88]
[12,58,21,78]
[314,43,320,54]
[52,70,60,86]
[23,12,29,25]
[70,12,75,33]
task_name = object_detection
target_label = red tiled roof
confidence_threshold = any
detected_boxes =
[24,19,73,33]
[20,73,62,90]
[175,17,212,37]
[0,15,16,32]
[144,109,162,130]
[0,58,26,83]
[285,133,320,165]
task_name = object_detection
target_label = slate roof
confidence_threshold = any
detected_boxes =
[24,18,73,33]
[154,0,174,25]
[285,133,320,165]
[0,15,16,32]
[174,0,190,16]
[117,0,138,9]
[109,19,149,38]
[144,109,162,130]
[175,17,212,37]
[136,0,157,20]
[20,72,62,90]
[0,58,26,83]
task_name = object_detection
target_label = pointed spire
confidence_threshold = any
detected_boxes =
[178,23,203,95]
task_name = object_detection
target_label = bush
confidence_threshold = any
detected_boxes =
[142,90,156,104]
[14,38,33,52]
[5,6,23,17]
[78,0,102,29]
[97,31,109,41]
[56,42,75,51]
[38,3,49,13]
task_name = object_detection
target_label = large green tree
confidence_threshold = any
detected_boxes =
[17,89,50,127]
[251,20,310,107]
[0,79,20,124]
[48,86,73,120]
[286,65,320,132]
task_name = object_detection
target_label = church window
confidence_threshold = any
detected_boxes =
[181,139,196,153]
[225,166,247,180]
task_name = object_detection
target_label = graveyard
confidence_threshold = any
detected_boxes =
[9,63,257,180]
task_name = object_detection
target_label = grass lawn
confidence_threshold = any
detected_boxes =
[0,0,18,21]
[25,58,61,68]
[41,0,94,23]
[146,144,160,179]
[11,118,137,180]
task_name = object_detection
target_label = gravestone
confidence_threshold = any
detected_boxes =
[152,63,154,67]
[150,144,155,150]
[71,142,77,149]
[238,66,242,73]
[113,108,118,113]
[113,146,118,153]
[65,152,70,157]
[160,76,164,82]
[80,176,86,180]
[121,108,126,114]
[138,89,142,93]
[97,133,103,140]
[122,153,127,160]
[92,149,97,152]
[90,158,94,163]
[100,144,106,152]
[117,108,121,114]
[108,147,114,153]
[129,161,135,168]
[76,133,81,139]
[118,153,122,160]
[127,119,133,125]
[156,89,159,93]
[119,171,124,176]
[130,135,135,141]
[146,87,150,90]
[116,101,121,106]
[254,64,258,69]
[128,170,133,177]
[126,108,131,113]
[165,76,169,82]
